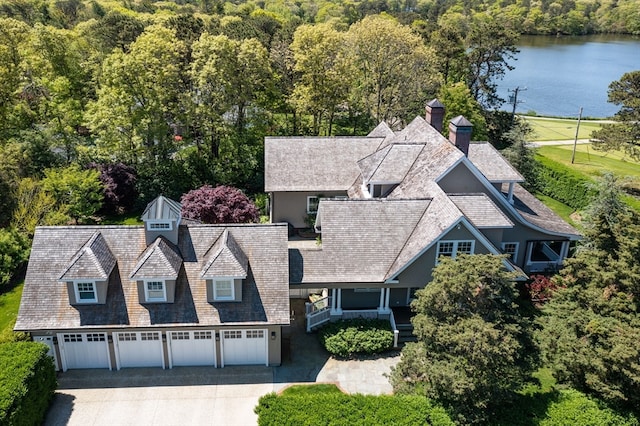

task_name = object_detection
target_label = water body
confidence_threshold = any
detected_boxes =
[498,35,640,118]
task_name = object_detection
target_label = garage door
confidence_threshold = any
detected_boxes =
[168,330,216,367]
[222,329,267,366]
[58,333,110,371]
[115,331,164,369]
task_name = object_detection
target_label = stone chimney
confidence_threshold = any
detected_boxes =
[448,115,473,156]
[425,98,445,132]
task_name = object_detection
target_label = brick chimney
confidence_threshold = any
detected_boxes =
[425,98,445,132]
[448,115,473,156]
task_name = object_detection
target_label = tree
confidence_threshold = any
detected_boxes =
[88,162,138,214]
[537,210,640,411]
[591,71,640,160]
[465,14,519,109]
[345,15,440,127]
[501,120,539,191]
[180,185,259,224]
[390,254,538,424]
[41,164,104,223]
[290,23,349,135]
[0,227,30,287]
[437,81,487,139]
[11,177,68,236]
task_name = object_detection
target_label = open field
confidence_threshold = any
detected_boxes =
[522,116,608,141]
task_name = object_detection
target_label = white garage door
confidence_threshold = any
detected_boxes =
[222,329,267,366]
[169,330,216,367]
[58,333,110,371]
[115,331,164,369]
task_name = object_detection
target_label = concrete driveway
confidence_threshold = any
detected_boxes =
[45,300,399,425]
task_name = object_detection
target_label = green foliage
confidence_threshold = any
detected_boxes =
[539,390,639,426]
[0,282,27,344]
[536,155,596,210]
[391,254,539,424]
[501,121,539,191]
[437,82,487,139]
[318,318,394,358]
[0,342,57,426]
[41,164,104,223]
[0,228,29,288]
[255,385,454,426]
[592,71,640,160]
[537,189,640,411]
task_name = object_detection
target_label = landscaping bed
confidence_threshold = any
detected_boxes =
[319,318,394,358]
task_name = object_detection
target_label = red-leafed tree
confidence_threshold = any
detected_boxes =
[180,185,259,224]
[88,162,138,214]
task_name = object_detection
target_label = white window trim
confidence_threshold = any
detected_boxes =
[144,279,167,302]
[213,278,236,301]
[73,280,97,303]
[435,240,475,265]
[501,242,519,260]
[306,196,319,214]
[147,220,173,231]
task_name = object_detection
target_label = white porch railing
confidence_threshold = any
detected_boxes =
[389,310,399,348]
[341,309,378,320]
[305,296,332,332]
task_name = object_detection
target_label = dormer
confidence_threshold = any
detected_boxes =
[201,230,248,303]
[357,144,422,199]
[141,196,182,245]
[60,232,116,305]
[129,237,183,303]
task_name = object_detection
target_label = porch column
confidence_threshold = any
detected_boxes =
[559,241,570,263]
[335,288,342,314]
[377,288,391,314]
[330,288,337,314]
[385,287,391,310]
[378,288,385,313]
[507,182,515,204]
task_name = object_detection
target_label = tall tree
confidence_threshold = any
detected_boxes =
[290,23,349,135]
[345,14,440,127]
[465,14,519,109]
[86,25,187,163]
[591,71,640,160]
[437,81,487,139]
[501,120,539,191]
[41,164,104,223]
[537,202,640,411]
[390,254,538,424]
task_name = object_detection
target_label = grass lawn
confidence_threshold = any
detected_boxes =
[535,194,579,227]
[100,211,143,225]
[0,282,24,342]
[522,116,606,141]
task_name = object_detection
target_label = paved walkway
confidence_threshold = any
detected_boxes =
[44,299,400,425]
[529,138,591,147]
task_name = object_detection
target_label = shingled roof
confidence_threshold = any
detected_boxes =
[468,143,524,183]
[129,237,183,280]
[141,195,182,221]
[264,137,381,192]
[450,194,514,229]
[15,223,289,331]
[200,229,249,278]
[59,232,116,281]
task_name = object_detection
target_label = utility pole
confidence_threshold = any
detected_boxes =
[571,107,583,164]
[508,86,526,124]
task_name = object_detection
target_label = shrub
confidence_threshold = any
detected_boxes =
[181,185,260,224]
[536,155,596,210]
[0,342,57,425]
[88,162,138,214]
[255,385,454,426]
[0,228,30,288]
[526,274,563,303]
[319,319,394,357]
[541,390,639,426]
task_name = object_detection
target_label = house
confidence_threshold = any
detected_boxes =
[265,100,580,331]
[14,196,290,371]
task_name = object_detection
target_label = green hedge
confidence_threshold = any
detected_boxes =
[0,228,30,288]
[0,342,57,426]
[536,155,596,210]
[255,385,454,426]
[540,390,639,426]
[319,319,394,357]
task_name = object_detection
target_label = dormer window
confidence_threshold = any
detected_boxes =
[368,183,398,198]
[144,280,167,302]
[213,279,234,301]
[147,221,172,231]
[74,281,97,303]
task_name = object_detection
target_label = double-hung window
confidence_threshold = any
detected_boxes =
[436,240,474,264]
[501,242,519,261]
[214,279,234,301]
[145,280,166,302]
[147,221,172,231]
[75,281,97,303]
